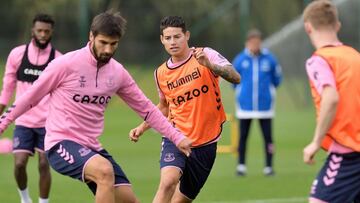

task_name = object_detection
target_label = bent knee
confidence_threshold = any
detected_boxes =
[85,155,116,185]
[159,177,179,191]
[94,164,115,183]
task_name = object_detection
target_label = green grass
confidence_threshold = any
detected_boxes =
[0,65,326,202]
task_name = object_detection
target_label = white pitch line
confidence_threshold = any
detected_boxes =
[199,197,307,203]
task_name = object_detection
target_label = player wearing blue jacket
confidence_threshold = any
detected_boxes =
[232,29,282,176]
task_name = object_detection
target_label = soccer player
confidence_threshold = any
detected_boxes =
[129,16,240,203]
[0,13,61,203]
[0,11,192,203]
[302,1,360,202]
[232,29,282,176]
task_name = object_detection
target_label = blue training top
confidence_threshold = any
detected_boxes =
[232,48,282,119]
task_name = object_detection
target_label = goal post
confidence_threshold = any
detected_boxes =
[217,113,238,155]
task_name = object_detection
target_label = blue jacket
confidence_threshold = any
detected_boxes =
[232,48,282,119]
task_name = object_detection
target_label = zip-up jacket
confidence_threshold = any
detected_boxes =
[232,48,282,119]
[0,39,62,127]
[0,43,186,151]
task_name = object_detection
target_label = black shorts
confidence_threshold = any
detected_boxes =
[13,125,46,155]
[310,152,360,203]
[160,138,217,200]
[46,140,130,194]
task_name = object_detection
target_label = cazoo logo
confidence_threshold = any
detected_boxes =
[72,94,111,105]
[172,85,209,106]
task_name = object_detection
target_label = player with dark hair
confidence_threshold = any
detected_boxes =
[130,16,240,203]
[0,13,61,203]
[0,11,191,203]
[303,1,360,202]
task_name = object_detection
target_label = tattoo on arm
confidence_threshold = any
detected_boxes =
[210,64,241,84]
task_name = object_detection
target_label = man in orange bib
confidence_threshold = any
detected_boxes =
[303,1,360,202]
[129,16,240,202]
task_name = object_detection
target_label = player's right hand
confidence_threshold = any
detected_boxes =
[128,126,144,143]
[303,141,320,165]
[177,138,192,157]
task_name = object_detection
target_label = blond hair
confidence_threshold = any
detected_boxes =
[303,0,339,30]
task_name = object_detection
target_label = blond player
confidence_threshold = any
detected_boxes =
[303,1,360,202]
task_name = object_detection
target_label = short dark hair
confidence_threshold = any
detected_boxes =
[90,11,127,38]
[32,13,55,27]
[160,16,187,35]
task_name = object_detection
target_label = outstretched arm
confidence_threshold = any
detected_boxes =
[129,97,169,142]
[0,58,67,134]
[117,70,191,156]
[0,79,52,134]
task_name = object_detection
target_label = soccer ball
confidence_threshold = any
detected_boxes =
[0,138,13,154]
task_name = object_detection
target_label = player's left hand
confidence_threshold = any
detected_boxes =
[303,141,321,165]
[192,48,212,69]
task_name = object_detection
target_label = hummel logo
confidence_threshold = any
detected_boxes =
[57,144,74,164]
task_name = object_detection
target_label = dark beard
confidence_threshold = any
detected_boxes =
[92,44,113,64]
[34,37,51,49]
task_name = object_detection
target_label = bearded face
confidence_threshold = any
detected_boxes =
[32,21,53,49]
[91,42,114,64]
[89,32,119,64]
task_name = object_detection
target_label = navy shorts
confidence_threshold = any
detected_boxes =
[160,138,217,200]
[13,125,46,155]
[46,140,130,194]
[310,152,360,203]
